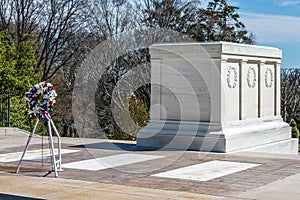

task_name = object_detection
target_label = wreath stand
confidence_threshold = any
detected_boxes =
[16,117,62,177]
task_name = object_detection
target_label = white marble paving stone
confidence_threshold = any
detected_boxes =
[152,160,260,181]
[0,149,80,162]
[62,153,164,171]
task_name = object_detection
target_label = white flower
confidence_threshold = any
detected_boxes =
[25,82,57,118]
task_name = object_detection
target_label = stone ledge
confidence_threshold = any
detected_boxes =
[0,127,30,136]
[233,138,299,155]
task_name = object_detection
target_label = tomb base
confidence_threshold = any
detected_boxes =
[137,116,298,154]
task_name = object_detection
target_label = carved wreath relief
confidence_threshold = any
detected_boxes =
[227,66,238,89]
[247,67,257,88]
[264,68,273,88]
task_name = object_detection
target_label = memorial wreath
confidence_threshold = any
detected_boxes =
[25,82,57,121]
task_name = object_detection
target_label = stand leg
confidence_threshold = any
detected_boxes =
[48,120,58,177]
[48,134,52,165]
[50,119,62,171]
[16,118,62,177]
[16,119,39,173]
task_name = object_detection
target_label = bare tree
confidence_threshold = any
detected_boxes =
[0,0,85,81]
[0,0,87,136]
[36,0,85,81]
[137,0,200,32]
[53,0,139,137]
[281,68,300,128]
[84,0,137,39]
[0,0,43,41]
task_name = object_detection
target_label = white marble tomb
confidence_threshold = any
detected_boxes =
[136,42,298,154]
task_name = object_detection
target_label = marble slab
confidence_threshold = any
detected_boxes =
[62,153,164,171]
[0,149,79,162]
[152,160,260,181]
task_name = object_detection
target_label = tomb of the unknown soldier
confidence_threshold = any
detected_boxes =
[137,42,298,154]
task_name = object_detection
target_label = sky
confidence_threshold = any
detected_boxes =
[205,0,300,68]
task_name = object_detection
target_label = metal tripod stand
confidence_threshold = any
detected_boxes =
[16,118,62,177]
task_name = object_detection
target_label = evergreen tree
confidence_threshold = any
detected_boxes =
[140,0,254,43]
[203,0,254,43]
[290,119,300,140]
[0,30,41,130]
[140,0,200,34]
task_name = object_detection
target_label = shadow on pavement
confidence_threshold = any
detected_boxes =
[71,141,159,151]
[0,194,45,200]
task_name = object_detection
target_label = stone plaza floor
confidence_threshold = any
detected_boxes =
[0,134,299,200]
